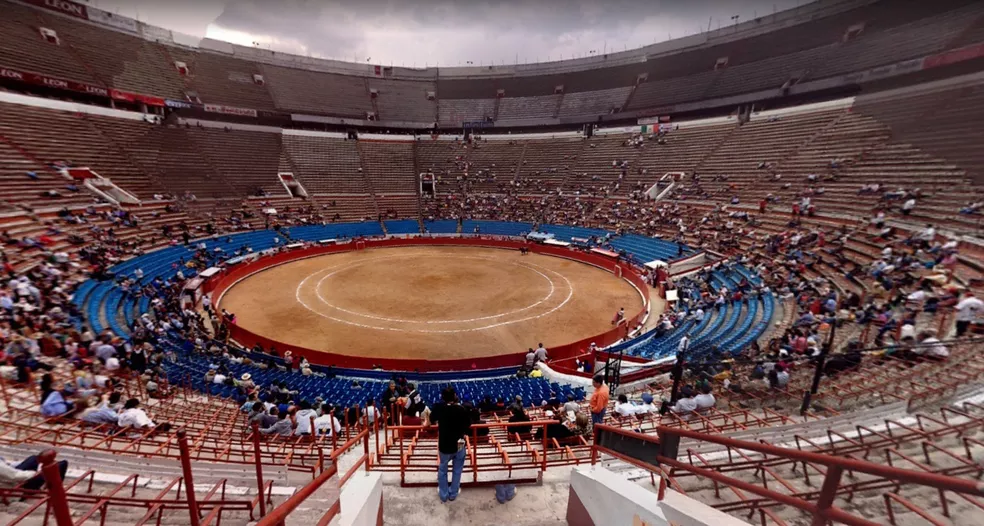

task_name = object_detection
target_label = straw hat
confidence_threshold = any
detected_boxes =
[241,373,252,381]
[284,351,293,357]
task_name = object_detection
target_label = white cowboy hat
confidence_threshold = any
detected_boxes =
[241,373,251,381]
[284,351,293,357]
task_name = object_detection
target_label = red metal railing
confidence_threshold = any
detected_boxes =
[591,424,984,526]
[385,420,561,486]
[255,427,370,526]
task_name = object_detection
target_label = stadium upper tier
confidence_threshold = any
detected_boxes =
[1,0,984,125]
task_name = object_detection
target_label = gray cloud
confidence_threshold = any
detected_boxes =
[86,0,807,66]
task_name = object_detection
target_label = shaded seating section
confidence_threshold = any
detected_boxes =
[188,128,286,197]
[497,95,562,120]
[0,102,166,202]
[438,99,496,126]
[37,10,186,99]
[368,78,436,122]
[281,135,368,194]
[168,47,277,111]
[260,64,372,117]
[557,87,632,119]
[0,1,100,84]
[360,142,417,193]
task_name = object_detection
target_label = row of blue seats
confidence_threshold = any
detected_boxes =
[609,234,690,264]
[162,347,582,409]
[384,220,421,234]
[423,220,459,234]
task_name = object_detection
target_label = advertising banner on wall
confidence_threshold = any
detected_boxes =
[0,67,107,97]
[23,0,88,19]
[204,104,259,118]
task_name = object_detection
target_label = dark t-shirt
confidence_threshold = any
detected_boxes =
[430,402,472,454]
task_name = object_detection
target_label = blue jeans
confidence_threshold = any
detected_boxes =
[591,409,606,425]
[438,448,465,501]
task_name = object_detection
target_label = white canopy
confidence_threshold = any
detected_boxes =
[644,260,669,270]
[544,239,571,247]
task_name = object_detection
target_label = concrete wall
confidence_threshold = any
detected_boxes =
[567,466,751,526]
[338,472,383,526]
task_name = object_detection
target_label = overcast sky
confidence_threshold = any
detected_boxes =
[82,0,810,67]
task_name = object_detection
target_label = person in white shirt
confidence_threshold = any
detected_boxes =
[293,400,319,436]
[212,371,227,384]
[677,334,691,355]
[105,356,121,371]
[694,384,716,411]
[118,398,155,429]
[363,399,380,425]
[902,198,916,215]
[915,331,949,359]
[669,387,697,415]
[614,395,638,418]
[314,403,342,436]
[955,292,984,336]
[534,343,549,363]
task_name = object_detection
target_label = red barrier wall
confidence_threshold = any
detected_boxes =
[206,237,650,372]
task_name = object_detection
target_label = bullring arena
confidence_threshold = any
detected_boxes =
[219,245,644,362]
[4,0,984,525]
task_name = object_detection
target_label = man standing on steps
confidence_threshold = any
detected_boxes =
[589,374,609,425]
[429,387,471,503]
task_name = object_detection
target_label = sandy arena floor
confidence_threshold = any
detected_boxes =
[219,246,644,361]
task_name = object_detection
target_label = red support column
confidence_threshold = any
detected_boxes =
[39,450,72,526]
[177,430,202,526]
[251,423,267,517]
[811,465,844,526]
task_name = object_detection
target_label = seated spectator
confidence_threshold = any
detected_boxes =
[614,394,638,418]
[260,409,293,437]
[314,404,342,436]
[80,392,123,425]
[667,387,697,415]
[694,384,716,411]
[0,453,68,490]
[508,406,532,435]
[118,398,168,432]
[914,330,949,360]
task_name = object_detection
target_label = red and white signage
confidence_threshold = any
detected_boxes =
[110,89,165,107]
[0,67,107,97]
[24,0,88,20]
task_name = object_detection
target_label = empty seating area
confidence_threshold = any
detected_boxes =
[37,11,186,99]
[496,95,561,120]
[168,48,277,111]
[556,87,631,119]
[0,102,165,201]
[282,134,368,195]
[437,98,495,126]
[260,64,372,117]
[0,1,99,84]
[369,78,436,122]
[359,141,417,194]
[188,128,286,196]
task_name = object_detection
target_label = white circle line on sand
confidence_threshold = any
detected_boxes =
[293,255,575,333]
[312,255,556,323]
